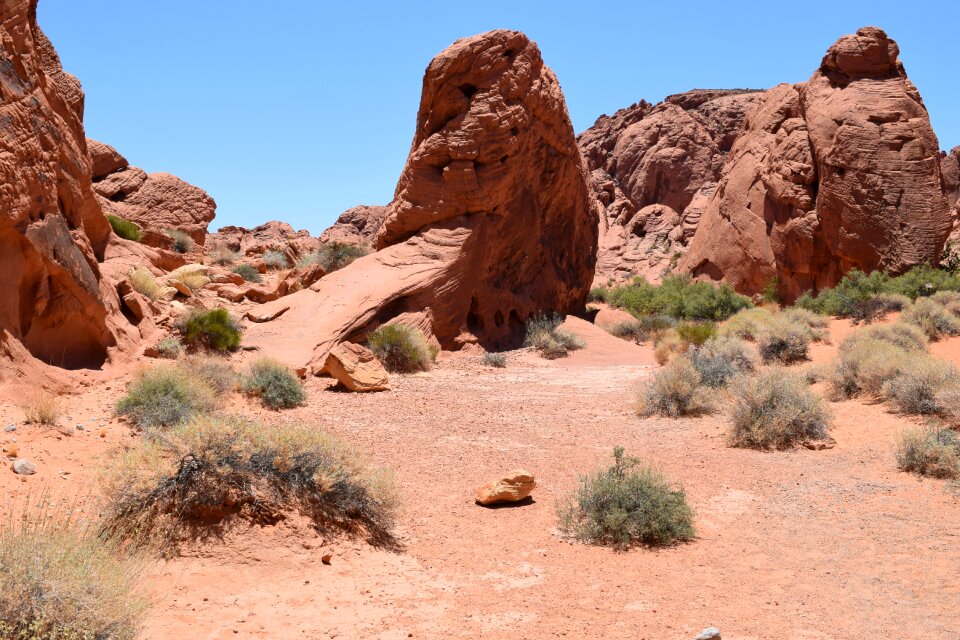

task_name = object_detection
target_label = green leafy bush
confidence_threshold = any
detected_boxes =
[311,242,370,272]
[675,321,716,346]
[176,308,242,353]
[241,358,305,409]
[636,355,711,417]
[116,364,218,428]
[604,274,751,321]
[101,416,398,550]
[232,263,262,283]
[107,214,141,241]
[728,368,830,449]
[557,447,695,549]
[368,324,434,372]
[895,425,960,479]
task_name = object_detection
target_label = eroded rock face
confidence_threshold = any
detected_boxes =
[319,205,387,246]
[208,221,320,264]
[0,0,122,370]
[941,147,960,208]
[682,27,952,300]
[90,140,216,247]
[245,30,598,371]
[578,89,763,284]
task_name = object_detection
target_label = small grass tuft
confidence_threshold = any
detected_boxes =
[107,214,142,242]
[241,358,305,409]
[18,389,62,425]
[231,263,262,283]
[481,352,507,368]
[557,447,695,549]
[368,324,434,373]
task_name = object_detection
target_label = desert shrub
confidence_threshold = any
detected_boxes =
[241,358,305,409]
[481,352,507,368]
[828,337,912,399]
[179,355,237,394]
[756,317,810,364]
[166,228,195,254]
[605,274,751,321]
[901,298,960,341]
[100,416,398,549]
[107,214,141,242]
[636,355,711,417]
[155,337,184,360]
[895,426,960,479]
[587,287,610,303]
[316,242,370,272]
[882,358,960,415]
[18,389,61,425]
[525,313,584,359]
[782,307,830,342]
[653,329,685,365]
[0,503,148,640]
[720,307,773,341]
[128,266,160,299]
[803,364,827,385]
[368,324,434,372]
[931,290,960,306]
[231,263,262,283]
[116,364,217,429]
[295,251,319,268]
[607,319,647,343]
[557,447,695,549]
[168,271,210,292]
[262,250,289,269]
[208,246,240,265]
[886,264,960,299]
[727,368,830,449]
[689,336,756,388]
[847,292,912,324]
[675,321,716,346]
[176,308,242,353]
[856,322,928,353]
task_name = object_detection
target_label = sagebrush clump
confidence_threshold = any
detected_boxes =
[895,425,960,479]
[166,228,195,254]
[176,308,242,353]
[368,324,435,372]
[525,313,585,359]
[116,363,218,429]
[636,355,711,417]
[557,447,695,549]
[262,250,289,269]
[689,336,756,388]
[901,298,960,341]
[101,416,398,550]
[756,317,810,364]
[232,263,262,283]
[155,337,184,359]
[727,368,830,449]
[481,352,507,368]
[882,358,960,416]
[307,242,370,272]
[241,358,305,409]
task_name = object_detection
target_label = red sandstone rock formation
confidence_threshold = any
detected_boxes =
[208,221,320,264]
[245,30,598,371]
[0,0,133,377]
[89,139,216,247]
[319,205,388,246]
[681,27,952,300]
[941,147,960,208]
[578,89,763,283]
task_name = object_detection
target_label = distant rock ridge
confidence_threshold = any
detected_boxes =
[208,221,320,264]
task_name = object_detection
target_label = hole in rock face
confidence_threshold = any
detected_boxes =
[510,127,519,137]
[494,310,504,327]
[467,295,485,334]
[459,84,477,99]
[500,155,508,164]
[503,49,516,61]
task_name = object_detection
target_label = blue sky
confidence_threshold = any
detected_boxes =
[39,1,959,235]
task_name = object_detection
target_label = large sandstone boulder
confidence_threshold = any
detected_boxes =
[318,205,388,246]
[90,140,216,247]
[0,0,131,372]
[245,30,598,372]
[681,27,952,300]
[578,89,764,284]
[474,470,536,505]
[323,342,389,392]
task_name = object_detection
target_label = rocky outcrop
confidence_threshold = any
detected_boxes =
[90,140,216,247]
[0,0,131,373]
[208,221,320,264]
[941,147,959,208]
[681,27,952,300]
[319,205,388,246]
[578,89,763,283]
[245,30,598,372]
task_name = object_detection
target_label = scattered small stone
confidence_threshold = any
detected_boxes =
[475,470,536,505]
[12,459,36,475]
[321,553,332,565]
[75,424,84,431]
[4,424,15,432]
[695,627,721,640]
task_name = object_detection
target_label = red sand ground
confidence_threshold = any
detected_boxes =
[2,317,959,639]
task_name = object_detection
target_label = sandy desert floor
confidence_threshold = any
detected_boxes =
[2,317,959,639]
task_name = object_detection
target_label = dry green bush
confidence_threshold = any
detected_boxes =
[901,298,960,341]
[241,358,305,409]
[728,368,830,449]
[689,336,756,388]
[882,358,960,415]
[756,317,810,364]
[262,250,289,269]
[18,389,62,426]
[208,246,240,265]
[895,425,960,479]
[854,322,928,353]
[719,307,773,341]
[636,355,712,417]
[232,263,262,283]
[175,308,242,353]
[155,337,184,360]
[557,447,695,549]
[116,364,219,429]
[368,324,435,372]
[653,329,685,365]
[166,229,195,254]
[0,500,149,639]
[828,337,912,400]
[782,307,831,342]
[128,266,160,300]
[524,313,585,360]
[179,355,237,394]
[481,352,507,368]
[100,415,398,551]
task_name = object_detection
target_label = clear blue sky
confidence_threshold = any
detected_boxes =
[39,1,959,235]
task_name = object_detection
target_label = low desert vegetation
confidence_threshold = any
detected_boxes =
[155,337,184,359]
[179,355,237,395]
[231,263,262,283]
[262,249,290,269]
[116,362,220,429]
[557,447,695,549]
[167,268,211,292]
[675,320,716,346]
[208,246,240,265]
[0,501,149,640]
[101,415,398,550]
[605,315,675,344]
[895,425,960,479]
[481,352,507,368]
[720,307,774,341]
[18,389,62,426]
[298,242,370,272]
[128,266,160,299]
[900,298,960,341]
[107,214,141,242]
[882,358,960,416]
[166,228,195,254]
[525,313,585,359]
[368,324,435,372]
[175,308,242,353]
[241,358,305,409]
[689,336,756,388]
[636,355,712,417]
[727,368,830,450]
[756,316,811,364]
[594,274,752,322]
